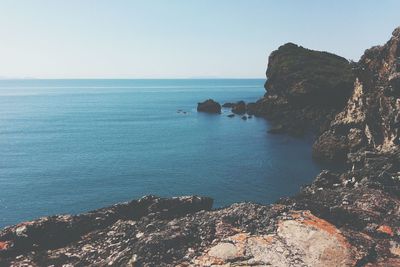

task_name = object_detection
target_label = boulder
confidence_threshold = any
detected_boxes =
[197,99,221,114]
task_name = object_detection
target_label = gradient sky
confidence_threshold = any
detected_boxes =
[0,0,399,79]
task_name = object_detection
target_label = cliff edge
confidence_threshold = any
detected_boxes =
[313,27,400,162]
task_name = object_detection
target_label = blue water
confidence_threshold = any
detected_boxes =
[0,79,321,228]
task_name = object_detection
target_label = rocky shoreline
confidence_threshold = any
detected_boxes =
[1,27,399,266]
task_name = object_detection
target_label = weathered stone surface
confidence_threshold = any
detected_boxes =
[193,211,361,266]
[0,196,213,263]
[313,27,400,162]
[197,99,221,114]
[2,189,396,266]
[313,130,349,162]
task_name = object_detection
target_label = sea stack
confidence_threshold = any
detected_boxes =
[251,42,355,135]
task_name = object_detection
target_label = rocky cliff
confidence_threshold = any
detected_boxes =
[313,27,400,162]
[1,28,400,267]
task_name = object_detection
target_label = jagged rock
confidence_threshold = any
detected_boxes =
[313,26,400,162]
[197,99,221,114]
[281,147,400,264]
[0,196,213,260]
[0,200,375,267]
[241,115,247,120]
[313,170,341,188]
[312,131,349,162]
[227,114,235,118]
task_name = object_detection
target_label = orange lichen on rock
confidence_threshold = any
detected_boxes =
[377,225,394,236]
[0,241,9,250]
[291,210,351,248]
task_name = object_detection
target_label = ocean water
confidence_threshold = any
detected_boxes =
[0,79,321,228]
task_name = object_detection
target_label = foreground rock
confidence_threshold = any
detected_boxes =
[313,27,400,162]
[251,42,355,135]
[280,148,400,266]
[197,99,221,114]
[0,196,385,267]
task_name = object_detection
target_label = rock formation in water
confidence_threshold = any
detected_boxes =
[197,99,221,114]
[1,27,400,267]
[231,101,246,115]
[251,42,355,135]
[222,101,248,115]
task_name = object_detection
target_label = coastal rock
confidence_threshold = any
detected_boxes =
[312,131,349,162]
[281,147,400,263]
[194,210,360,267]
[231,100,246,115]
[0,200,373,267]
[197,99,221,114]
[252,42,354,135]
[264,43,354,105]
[0,196,213,259]
[313,27,400,162]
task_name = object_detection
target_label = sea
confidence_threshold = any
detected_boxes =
[0,79,322,227]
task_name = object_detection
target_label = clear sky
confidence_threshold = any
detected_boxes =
[0,0,399,79]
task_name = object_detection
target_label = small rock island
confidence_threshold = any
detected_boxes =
[197,99,221,114]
